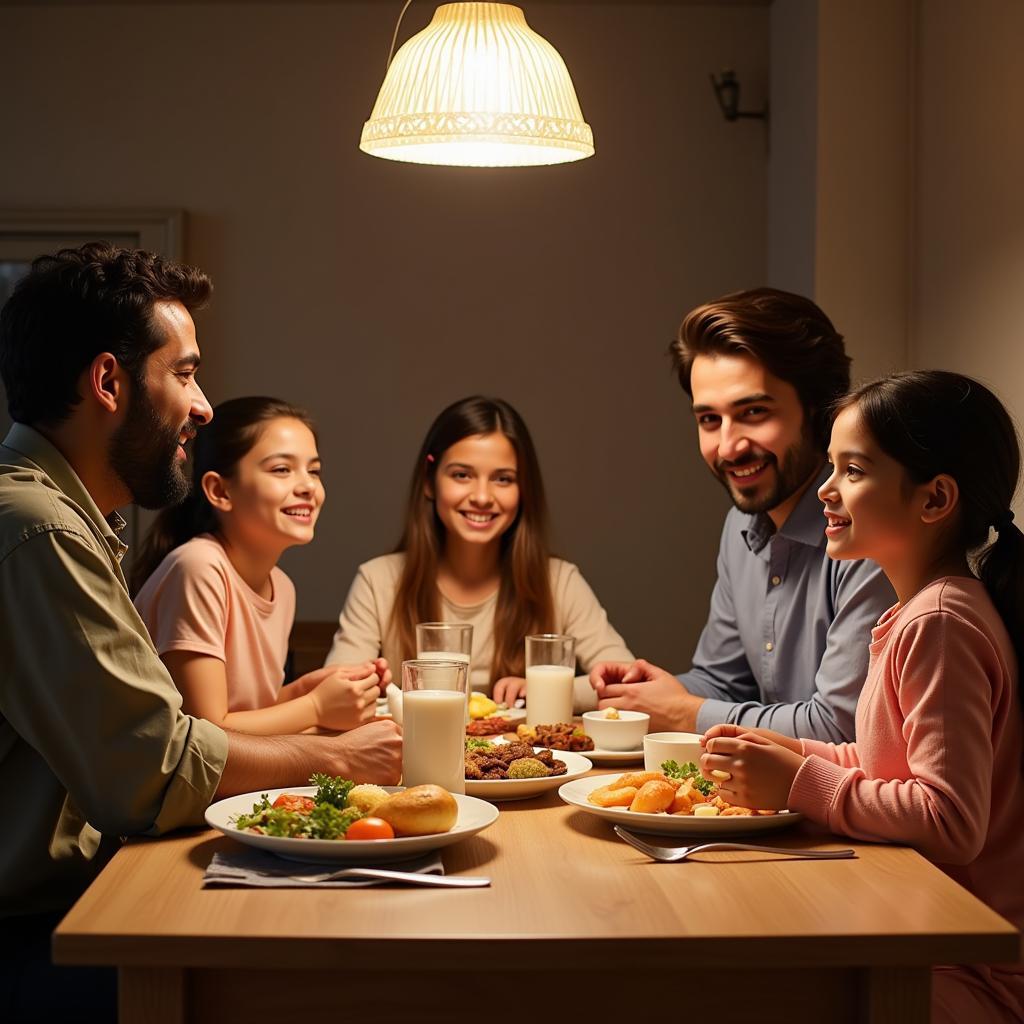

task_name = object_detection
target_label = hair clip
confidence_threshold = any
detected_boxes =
[426,453,435,464]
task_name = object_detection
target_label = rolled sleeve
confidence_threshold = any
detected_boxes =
[0,527,227,836]
[149,714,228,835]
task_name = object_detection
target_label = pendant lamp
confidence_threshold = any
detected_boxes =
[360,2,594,168]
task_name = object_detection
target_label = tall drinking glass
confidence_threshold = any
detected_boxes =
[416,622,473,673]
[525,634,576,727]
[401,658,468,795]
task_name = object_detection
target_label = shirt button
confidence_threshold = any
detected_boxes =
[771,575,781,586]
[765,642,774,652]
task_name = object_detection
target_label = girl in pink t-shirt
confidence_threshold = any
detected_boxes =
[702,371,1024,1023]
[133,397,387,734]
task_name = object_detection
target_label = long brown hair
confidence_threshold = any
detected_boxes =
[389,396,554,680]
[130,396,317,594]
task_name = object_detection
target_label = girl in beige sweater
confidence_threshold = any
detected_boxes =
[326,396,632,708]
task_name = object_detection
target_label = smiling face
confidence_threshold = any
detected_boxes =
[690,352,823,522]
[818,404,925,567]
[109,300,213,509]
[205,416,324,553]
[430,432,520,549]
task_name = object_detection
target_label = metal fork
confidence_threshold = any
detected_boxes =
[288,867,491,887]
[613,826,856,863]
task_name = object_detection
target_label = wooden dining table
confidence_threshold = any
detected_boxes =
[54,763,1020,1024]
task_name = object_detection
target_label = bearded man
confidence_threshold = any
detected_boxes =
[0,244,400,1019]
[590,288,895,742]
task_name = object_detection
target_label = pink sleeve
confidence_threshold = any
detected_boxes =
[789,611,996,864]
[801,737,862,768]
[137,550,229,662]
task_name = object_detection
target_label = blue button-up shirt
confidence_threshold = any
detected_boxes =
[682,466,896,742]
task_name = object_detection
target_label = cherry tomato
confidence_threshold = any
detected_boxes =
[345,817,395,841]
[272,794,315,812]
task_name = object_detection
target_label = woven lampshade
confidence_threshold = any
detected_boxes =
[360,2,594,167]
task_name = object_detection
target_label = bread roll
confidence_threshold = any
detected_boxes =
[373,785,458,836]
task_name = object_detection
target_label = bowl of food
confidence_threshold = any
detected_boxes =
[581,709,650,751]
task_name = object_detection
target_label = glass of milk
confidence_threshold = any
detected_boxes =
[525,634,576,728]
[415,622,473,677]
[401,658,469,795]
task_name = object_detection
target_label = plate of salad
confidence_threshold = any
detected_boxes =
[206,774,499,864]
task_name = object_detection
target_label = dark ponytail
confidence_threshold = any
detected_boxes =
[130,396,316,594]
[836,372,1024,679]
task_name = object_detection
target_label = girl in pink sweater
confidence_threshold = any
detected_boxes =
[702,371,1024,1023]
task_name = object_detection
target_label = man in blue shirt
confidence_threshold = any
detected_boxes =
[591,288,895,742]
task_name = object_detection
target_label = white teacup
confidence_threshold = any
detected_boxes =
[386,682,403,726]
[643,731,703,773]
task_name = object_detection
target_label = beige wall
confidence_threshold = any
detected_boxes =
[768,0,915,381]
[814,0,914,383]
[0,2,769,667]
[769,0,1024,514]
[913,0,1024,522]
[767,0,817,296]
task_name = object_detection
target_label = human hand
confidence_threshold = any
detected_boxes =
[702,723,803,755]
[588,661,635,690]
[371,657,392,688]
[291,661,386,697]
[492,676,527,706]
[592,658,702,732]
[308,667,382,731]
[324,718,402,785]
[700,731,806,810]
[332,658,391,686]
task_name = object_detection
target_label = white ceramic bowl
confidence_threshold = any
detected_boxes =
[581,710,650,751]
[643,731,703,772]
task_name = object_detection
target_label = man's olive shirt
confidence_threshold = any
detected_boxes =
[0,424,227,917]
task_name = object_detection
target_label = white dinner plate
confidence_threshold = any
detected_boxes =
[558,774,803,837]
[465,748,592,802]
[206,786,499,864]
[584,746,644,765]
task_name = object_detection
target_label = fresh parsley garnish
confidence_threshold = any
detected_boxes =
[661,759,715,797]
[310,773,355,808]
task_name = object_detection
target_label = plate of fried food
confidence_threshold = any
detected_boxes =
[464,738,592,801]
[558,765,802,837]
[206,774,498,863]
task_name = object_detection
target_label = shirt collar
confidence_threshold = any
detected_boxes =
[2,423,129,562]
[741,463,830,554]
